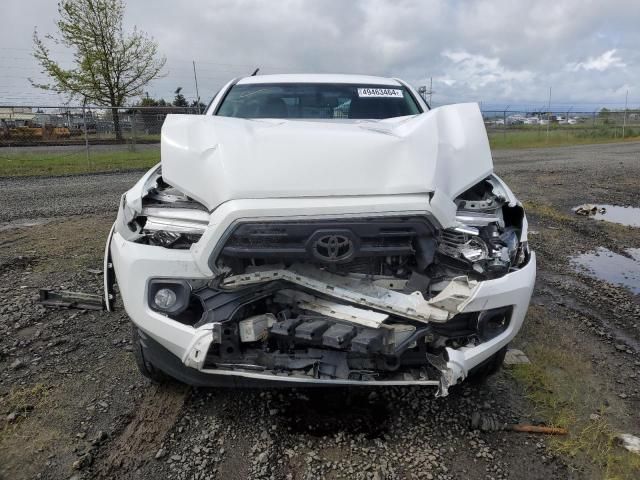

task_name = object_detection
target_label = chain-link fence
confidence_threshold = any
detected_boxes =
[482,108,640,147]
[1,104,640,176]
[0,105,200,176]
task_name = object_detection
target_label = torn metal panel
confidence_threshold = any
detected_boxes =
[222,263,477,323]
[427,353,463,397]
[274,289,389,329]
[38,289,104,311]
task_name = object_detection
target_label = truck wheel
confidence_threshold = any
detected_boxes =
[131,327,172,383]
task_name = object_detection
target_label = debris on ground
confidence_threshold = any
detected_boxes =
[616,433,640,455]
[471,412,568,435]
[38,288,104,310]
[573,204,606,216]
[504,348,531,365]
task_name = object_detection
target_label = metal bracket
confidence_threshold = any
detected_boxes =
[38,289,105,311]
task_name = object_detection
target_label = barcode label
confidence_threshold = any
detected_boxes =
[357,88,403,98]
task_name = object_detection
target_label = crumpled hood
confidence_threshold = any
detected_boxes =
[161,103,493,217]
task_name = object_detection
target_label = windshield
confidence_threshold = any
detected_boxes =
[215,83,421,119]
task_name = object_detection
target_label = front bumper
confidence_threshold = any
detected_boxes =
[109,226,536,394]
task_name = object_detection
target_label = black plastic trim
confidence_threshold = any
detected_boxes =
[211,216,435,270]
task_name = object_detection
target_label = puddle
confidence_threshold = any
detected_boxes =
[573,204,640,227]
[0,218,54,232]
[570,247,640,295]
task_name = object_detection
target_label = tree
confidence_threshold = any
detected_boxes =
[190,99,207,113]
[32,0,166,141]
[173,87,188,107]
[138,97,159,107]
[137,96,167,108]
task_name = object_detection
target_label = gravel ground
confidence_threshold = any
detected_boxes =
[0,171,142,223]
[1,142,639,480]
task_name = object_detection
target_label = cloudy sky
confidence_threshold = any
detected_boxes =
[1,0,638,109]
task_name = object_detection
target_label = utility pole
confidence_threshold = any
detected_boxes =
[546,87,552,142]
[82,98,90,170]
[418,76,434,107]
[622,89,629,139]
[192,60,201,113]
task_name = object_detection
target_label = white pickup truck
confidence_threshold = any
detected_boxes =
[105,74,535,396]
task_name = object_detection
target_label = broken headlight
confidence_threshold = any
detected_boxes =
[437,176,528,277]
[116,166,209,249]
[135,207,209,248]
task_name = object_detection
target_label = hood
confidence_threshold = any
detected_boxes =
[160,103,493,213]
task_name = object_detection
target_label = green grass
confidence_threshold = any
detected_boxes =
[0,148,159,177]
[489,127,640,149]
[509,306,640,479]
[2,126,640,176]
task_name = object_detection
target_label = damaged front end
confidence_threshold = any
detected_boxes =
[116,171,530,397]
[108,103,534,397]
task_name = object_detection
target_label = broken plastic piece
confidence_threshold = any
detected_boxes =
[616,433,640,455]
[38,289,104,311]
[503,348,531,365]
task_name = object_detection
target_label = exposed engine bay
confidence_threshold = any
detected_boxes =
[116,169,528,392]
[107,97,535,396]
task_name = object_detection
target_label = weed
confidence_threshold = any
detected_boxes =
[510,307,640,479]
[0,384,51,439]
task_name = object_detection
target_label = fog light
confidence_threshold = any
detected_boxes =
[476,307,512,341]
[154,288,177,310]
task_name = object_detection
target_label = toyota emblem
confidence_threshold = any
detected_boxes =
[312,233,355,262]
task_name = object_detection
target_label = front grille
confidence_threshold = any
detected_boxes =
[215,217,435,265]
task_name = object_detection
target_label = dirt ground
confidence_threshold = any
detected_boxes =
[0,142,639,480]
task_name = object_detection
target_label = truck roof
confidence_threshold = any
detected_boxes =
[236,73,403,86]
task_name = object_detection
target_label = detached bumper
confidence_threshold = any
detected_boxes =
[110,225,536,393]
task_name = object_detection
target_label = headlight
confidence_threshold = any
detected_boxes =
[459,237,489,262]
[115,166,209,249]
[138,207,208,248]
[437,175,528,277]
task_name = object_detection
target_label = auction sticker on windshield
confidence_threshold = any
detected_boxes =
[357,88,403,98]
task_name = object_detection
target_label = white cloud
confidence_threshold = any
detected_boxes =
[440,50,533,90]
[2,0,640,105]
[567,49,626,72]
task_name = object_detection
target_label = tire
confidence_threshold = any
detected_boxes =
[131,326,172,383]
[467,345,508,384]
